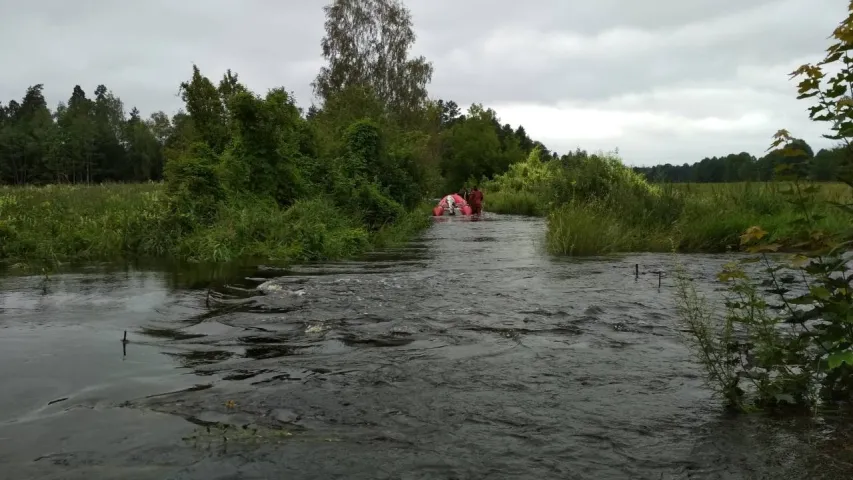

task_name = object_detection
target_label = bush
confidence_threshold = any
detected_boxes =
[163,142,226,228]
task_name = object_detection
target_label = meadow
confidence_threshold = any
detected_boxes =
[0,182,431,267]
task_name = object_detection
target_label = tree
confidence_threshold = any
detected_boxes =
[6,85,55,184]
[179,65,229,154]
[90,84,127,181]
[146,111,173,145]
[436,99,462,127]
[312,0,433,121]
[440,103,503,188]
[124,107,164,180]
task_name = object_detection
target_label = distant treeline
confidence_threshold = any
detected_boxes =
[632,138,850,183]
[0,85,558,189]
[2,82,847,187]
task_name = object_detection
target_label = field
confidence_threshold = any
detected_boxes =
[0,182,431,267]
[485,181,853,255]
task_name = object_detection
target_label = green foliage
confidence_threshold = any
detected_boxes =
[485,191,543,216]
[0,183,173,264]
[342,119,382,177]
[163,142,226,227]
[677,175,853,411]
[0,0,563,266]
[220,88,307,205]
[439,104,534,192]
[488,140,852,255]
[677,3,853,413]
[485,147,685,254]
[0,183,424,265]
[175,197,371,263]
[312,0,433,121]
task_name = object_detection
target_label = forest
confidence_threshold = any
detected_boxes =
[0,87,557,190]
[632,138,849,183]
[1,84,841,188]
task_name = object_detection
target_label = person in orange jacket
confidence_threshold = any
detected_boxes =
[468,186,484,215]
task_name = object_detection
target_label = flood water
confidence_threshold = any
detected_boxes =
[1,214,852,479]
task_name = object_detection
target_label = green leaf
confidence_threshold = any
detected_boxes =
[827,350,853,369]
[787,294,815,305]
[810,286,832,300]
[825,51,844,63]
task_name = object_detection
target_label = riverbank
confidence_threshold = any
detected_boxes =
[485,180,853,255]
[0,183,431,267]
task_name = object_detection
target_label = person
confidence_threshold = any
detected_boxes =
[469,186,483,215]
[459,187,469,201]
[443,194,458,215]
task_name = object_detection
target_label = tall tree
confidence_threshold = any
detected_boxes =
[91,84,127,181]
[124,107,164,180]
[145,111,173,145]
[312,0,433,120]
[179,65,229,153]
[7,85,55,184]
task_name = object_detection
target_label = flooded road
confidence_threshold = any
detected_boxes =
[1,214,852,479]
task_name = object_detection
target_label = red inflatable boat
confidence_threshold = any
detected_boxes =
[432,193,473,216]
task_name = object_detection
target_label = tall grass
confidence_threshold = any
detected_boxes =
[545,202,673,255]
[483,147,853,256]
[0,183,172,264]
[546,181,852,255]
[674,182,852,252]
[0,182,431,266]
[484,191,543,216]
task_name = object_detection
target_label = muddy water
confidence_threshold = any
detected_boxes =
[1,214,851,479]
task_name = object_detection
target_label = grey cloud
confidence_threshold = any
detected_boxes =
[424,0,845,106]
[0,0,844,163]
[409,0,781,38]
[0,0,325,111]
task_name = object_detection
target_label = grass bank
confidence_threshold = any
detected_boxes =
[483,148,853,255]
[0,183,431,266]
[483,190,544,216]
[542,182,853,255]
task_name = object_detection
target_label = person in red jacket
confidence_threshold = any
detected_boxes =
[468,186,484,215]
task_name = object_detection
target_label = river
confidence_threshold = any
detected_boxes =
[1,214,851,479]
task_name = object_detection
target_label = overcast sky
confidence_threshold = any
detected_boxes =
[0,0,846,166]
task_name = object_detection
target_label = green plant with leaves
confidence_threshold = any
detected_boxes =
[678,2,853,411]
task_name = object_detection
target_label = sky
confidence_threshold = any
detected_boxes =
[0,0,847,166]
